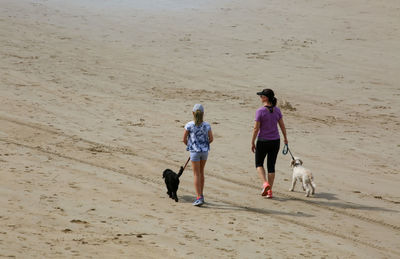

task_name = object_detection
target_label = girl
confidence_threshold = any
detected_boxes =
[183,104,213,206]
[251,89,288,198]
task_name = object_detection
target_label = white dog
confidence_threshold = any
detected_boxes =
[289,157,316,197]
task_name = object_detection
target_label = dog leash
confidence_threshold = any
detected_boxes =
[182,157,190,171]
[177,157,191,178]
[282,144,295,160]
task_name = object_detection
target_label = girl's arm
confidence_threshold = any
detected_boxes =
[251,121,260,153]
[278,118,288,144]
[183,129,189,145]
[208,130,214,144]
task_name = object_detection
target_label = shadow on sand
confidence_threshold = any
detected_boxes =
[178,195,314,218]
[274,191,399,213]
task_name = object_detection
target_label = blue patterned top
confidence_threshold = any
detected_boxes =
[184,121,211,152]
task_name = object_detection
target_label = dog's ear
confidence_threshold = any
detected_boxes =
[299,159,303,165]
[290,160,295,167]
[162,169,169,178]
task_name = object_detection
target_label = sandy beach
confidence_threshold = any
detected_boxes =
[1,0,399,257]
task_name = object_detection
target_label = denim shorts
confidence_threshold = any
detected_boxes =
[190,151,209,162]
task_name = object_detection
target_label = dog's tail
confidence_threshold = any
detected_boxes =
[177,166,184,178]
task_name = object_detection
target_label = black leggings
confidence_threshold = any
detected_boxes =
[255,139,280,173]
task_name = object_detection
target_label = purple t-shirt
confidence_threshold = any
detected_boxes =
[255,106,282,140]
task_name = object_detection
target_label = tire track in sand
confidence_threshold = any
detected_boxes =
[1,116,399,256]
[1,136,400,257]
[0,115,398,232]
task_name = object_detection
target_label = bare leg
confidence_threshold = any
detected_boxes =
[257,166,267,183]
[199,159,207,196]
[268,173,275,188]
[192,161,201,198]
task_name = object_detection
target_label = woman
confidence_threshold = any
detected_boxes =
[251,89,288,198]
[183,104,214,206]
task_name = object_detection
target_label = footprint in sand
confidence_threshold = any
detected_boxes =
[70,219,89,225]
[68,182,80,189]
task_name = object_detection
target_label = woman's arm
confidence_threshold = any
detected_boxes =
[251,121,260,153]
[208,130,214,144]
[183,129,189,145]
[278,118,288,144]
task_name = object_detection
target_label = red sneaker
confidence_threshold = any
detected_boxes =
[266,190,273,199]
[261,182,271,196]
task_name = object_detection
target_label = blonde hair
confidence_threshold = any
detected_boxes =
[193,110,204,126]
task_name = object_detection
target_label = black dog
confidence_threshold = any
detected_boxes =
[162,166,184,202]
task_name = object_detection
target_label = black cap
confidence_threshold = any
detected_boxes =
[257,88,274,96]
